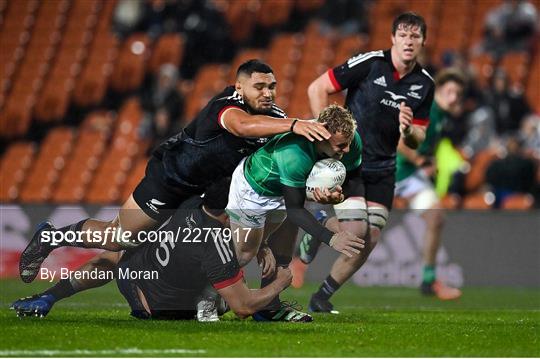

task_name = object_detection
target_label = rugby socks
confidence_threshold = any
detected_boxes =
[41,279,77,302]
[55,219,89,247]
[260,255,291,310]
[422,265,436,284]
[314,275,341,301]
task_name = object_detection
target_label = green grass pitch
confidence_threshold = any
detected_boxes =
[1,279,538,357]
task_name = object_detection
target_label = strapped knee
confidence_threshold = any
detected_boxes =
[367,206,389,231]
[334,197,368,222]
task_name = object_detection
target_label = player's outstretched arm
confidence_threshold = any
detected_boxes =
[221,108,330,142]
[282,186,365,257]
[217,267,292,319]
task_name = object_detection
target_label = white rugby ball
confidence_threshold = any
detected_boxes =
[305,158,346,201]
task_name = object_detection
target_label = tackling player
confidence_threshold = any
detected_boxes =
[19,60,330,284]
[395,68,466,300]
[11,178,293,321]
[299,12,435,313]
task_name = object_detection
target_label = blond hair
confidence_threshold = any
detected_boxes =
[317,104,357,140]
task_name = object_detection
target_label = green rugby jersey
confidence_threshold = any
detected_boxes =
[395,101,446,182]
[244,132,362,197]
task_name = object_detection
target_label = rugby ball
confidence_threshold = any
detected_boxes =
[305,159,346,201]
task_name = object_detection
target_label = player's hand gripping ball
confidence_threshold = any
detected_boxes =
[306,159,346,201]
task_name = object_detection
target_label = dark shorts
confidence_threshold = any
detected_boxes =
[132,156,198,223]
[344,167,395,210]
[116,252,197,320]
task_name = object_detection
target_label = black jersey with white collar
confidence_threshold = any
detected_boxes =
[329,49,434,171]
[156,86,287,190]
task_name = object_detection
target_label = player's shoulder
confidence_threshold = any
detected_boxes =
[270,104,287,118]
[345,49,385,68]
[213,86,246,108]
[417,65,435,86]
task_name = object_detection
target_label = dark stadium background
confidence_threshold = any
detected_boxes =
[0,0,539,282]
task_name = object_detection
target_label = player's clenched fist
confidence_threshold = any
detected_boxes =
[329,231,365,257]
[399,101,413,135]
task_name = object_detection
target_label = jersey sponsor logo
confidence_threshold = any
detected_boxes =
[146,199,166,213]
[380,98,401,109]
[384,91,407,101]
[373,76,387,87]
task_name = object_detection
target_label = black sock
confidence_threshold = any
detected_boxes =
[261,255,292,310]
[314,275,341,301]
[41,279,77,301]
[55,219,89,247]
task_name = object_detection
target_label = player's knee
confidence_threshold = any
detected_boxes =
[367,205,389,242]
[236,249,256,267]
[423,207,445,229]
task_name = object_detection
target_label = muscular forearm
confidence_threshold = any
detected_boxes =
[233,115,295,137]
[286,207,334,245]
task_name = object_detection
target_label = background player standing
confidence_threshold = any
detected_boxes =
[299,12,435,313]
[395,68,466,300]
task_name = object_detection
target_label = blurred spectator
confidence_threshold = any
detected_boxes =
[179,1,234,78]
[482,69,532,136]
[485,136,537,207]
[483,0,538,56]
[317,0,369,37]
[518,114,540,159]
[112,0,145,39]
[139,64,185,151]
[138,0,181,39]
[461,106,498,158]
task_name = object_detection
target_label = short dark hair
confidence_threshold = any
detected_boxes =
[202,177,231,216]
[392,12,427,39]
[435,68,467,88]
[236,59,273,78]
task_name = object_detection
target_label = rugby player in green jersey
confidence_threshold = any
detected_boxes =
[395,68,466,300]
[226,105,366,321]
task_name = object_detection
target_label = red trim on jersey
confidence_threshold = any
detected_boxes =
[393,70,400,81]
[327,69,342,91]
[217,105,243,129]
[412,118,429,126]
[213,269,244,290]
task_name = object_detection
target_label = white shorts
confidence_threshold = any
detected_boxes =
[226,159,286,229]
[395,170,439,211]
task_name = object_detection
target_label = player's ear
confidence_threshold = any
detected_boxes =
[235,80,242,95]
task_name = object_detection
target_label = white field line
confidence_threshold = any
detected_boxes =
[0,348,206,356]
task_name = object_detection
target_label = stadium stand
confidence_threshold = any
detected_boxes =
[0,0,538,209]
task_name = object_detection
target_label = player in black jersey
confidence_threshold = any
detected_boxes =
[11,178,297,321]
[19,59,330,284]
[299,12,435,313]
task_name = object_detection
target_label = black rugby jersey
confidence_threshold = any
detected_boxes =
[123,196,242,312]
[157,86,287,189]
[329,49,434,171]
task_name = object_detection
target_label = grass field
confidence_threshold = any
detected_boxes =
[1,279,539,357]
